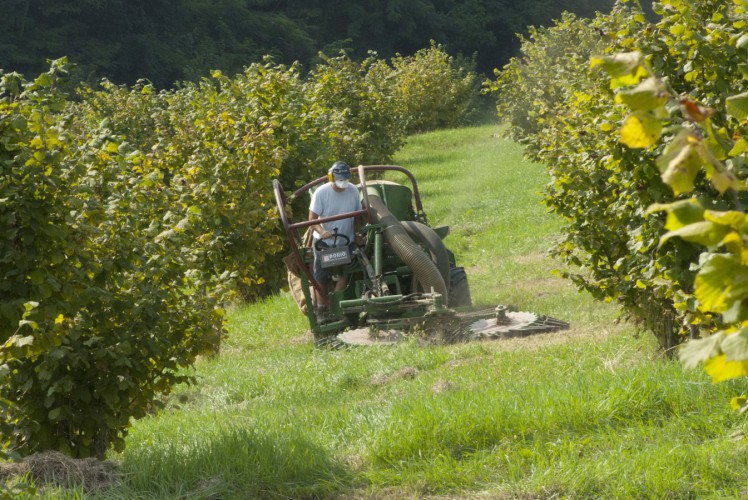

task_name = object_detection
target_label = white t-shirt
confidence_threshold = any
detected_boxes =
[309,183,361,244]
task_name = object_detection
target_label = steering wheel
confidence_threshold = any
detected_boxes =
[314,231,350,251]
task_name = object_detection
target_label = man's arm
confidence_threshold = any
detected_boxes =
[309,211,332,239]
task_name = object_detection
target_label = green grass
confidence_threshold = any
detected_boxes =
[28,124,748,498]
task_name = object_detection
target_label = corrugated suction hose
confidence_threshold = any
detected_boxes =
[367,191,449,304]
[401,220,451,291]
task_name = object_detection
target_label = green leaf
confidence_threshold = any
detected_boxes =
[660,220,731,247]
[729,138,747,156]
[721,296,748,323]
[695,254,748,312]
[726,92,748,121]
[17,320,38,331]
[739,63,748,80]
[706,165,738,194]
[678,331,725,369]
[703,210,746,230]
[590,52,644,78]
[14,335,35,347]
[620,111,662,149]
[616,78,668,112]
[647,199,705,230]
[658,144,703,195]
[721,329,748,361]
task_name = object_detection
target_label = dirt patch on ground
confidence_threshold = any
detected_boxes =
[371,366,420,386]
[290,330,314,344]
[512,251,550,265]
[0,451,121,492]
[431,379,459,394]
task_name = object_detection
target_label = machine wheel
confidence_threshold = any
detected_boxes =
[449,266,472,308]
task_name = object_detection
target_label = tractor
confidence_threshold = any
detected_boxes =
[273,165,568,347]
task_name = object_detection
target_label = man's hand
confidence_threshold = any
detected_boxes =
[355,232,366,246]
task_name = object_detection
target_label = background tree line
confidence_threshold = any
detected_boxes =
[0,0,640,88]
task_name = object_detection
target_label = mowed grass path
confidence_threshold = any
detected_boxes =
[100,125,748,499]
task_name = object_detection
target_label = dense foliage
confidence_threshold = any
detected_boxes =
[0,61,227,459]
[1,45,477,458]
[392,43,479,134]
[0,0,630,88]
[489,0,748,368]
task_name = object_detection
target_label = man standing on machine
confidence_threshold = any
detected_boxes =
[308,161,364,319]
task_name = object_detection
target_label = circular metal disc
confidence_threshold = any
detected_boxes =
[466,311,570,339]
[337,328,403,346]
[468,311,539,337]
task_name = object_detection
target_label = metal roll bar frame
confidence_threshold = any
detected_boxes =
[272,165,425,297]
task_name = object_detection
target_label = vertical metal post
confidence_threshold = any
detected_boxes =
[374,230,383,278]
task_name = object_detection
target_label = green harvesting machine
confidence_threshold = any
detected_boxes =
[273,165,568,346]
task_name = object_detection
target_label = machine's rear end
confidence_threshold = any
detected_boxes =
[273,165,568,347]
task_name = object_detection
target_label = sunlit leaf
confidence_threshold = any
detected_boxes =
[697,144,739,193]
[14,335,35,347]
[590,52,644,77]
[729,138,748,156]
[695,254,748,312]
[678,331,726,369]
[726,91,748,121]
[660,220,731,247]
[704,355,748,383]
[721,328,748,361]
[616,77,668,111]
[620,111,662,149]
[722,295,748,323]
[706,166,738,194]
[659,144,703,195]
[703,210,746,230]
[647,199,705,230]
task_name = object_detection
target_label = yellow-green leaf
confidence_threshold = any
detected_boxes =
[660,220,731,247]
[695,254,748,312]
[702,156,739,194]
[679,331,726,369]
[616,77,669,111]
[704,210,746,230]
[726,91,748,121]
[620,112,662,149]
[590,52,644,77]
[704,355,748,382]
[721,328,748,361]
[729,138,747,156]
[660,144,702,195]
[710,168,738,194]
[647,199,705,231]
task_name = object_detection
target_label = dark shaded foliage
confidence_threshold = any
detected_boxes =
[0,0,647,87]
